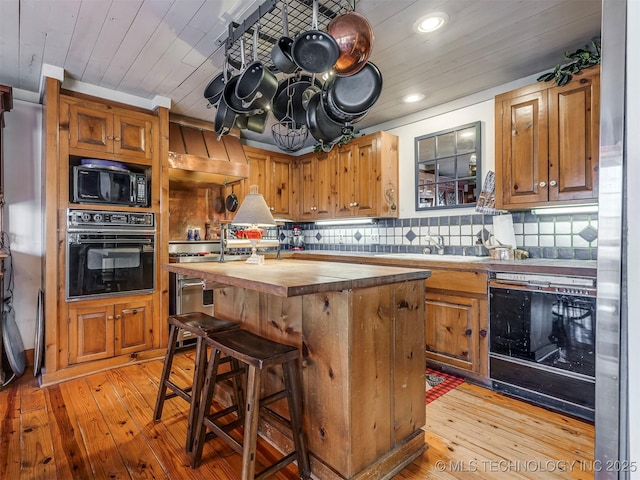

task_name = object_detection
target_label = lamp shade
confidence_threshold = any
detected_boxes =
[231,185,276,227]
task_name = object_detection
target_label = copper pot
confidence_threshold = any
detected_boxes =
[327,11,374,77]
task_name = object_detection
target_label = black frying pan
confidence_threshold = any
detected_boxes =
[291,0,339,74]
[324,61,383,115]
[226,186,238,212]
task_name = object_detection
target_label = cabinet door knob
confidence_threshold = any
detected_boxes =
[480,329,488,338]
[107,135,114,140]
[113,137,121,141]
[465,328,472,336]
[132,309,138,314]
[108,315,114,320]
[115,314,122,319]
[539,181,547,188]
[549,180,557,187]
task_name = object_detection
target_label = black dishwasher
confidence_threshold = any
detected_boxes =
[489,271,596,421]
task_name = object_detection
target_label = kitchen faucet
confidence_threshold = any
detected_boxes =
[424,234,445,255]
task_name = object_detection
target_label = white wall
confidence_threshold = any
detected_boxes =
[365,72,541,219]
[2,98,43,350]
[626,0,639,475]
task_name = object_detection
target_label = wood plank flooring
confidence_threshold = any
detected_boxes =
[0,351,594,479]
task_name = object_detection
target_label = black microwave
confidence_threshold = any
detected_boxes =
[72,165,148,207]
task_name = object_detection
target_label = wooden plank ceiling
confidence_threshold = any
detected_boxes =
[0,0,601,147]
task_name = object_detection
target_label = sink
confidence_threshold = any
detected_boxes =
[373,253,485,262]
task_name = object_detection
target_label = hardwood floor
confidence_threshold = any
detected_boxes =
[0,351,594,480]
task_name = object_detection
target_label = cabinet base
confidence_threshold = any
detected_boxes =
[39,347,166,387]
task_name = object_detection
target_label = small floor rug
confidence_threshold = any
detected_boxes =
[425,367,465,405]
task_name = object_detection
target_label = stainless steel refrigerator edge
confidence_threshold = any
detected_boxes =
[596,0,628,477]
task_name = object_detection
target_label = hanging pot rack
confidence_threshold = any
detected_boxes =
[224,0,355,72]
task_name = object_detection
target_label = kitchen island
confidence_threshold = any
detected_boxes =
[163,259,430,480]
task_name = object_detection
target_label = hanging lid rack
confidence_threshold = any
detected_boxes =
[224,0,355,72]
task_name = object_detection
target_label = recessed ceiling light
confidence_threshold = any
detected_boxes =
[414,12,449,33]
[403,93,425,103]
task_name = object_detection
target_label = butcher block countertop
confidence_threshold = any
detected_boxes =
[163,258,431,297]
[286,251,597,277]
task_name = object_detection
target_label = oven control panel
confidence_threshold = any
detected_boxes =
[489,271,596,297]
[68,209,154,228]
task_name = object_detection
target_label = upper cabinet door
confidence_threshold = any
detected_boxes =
[68,102,153,161]
[113,115,153,160]
[270,154,293,218]
[69,105,113,153]
[548,72,600,202]
[496,90,549,207]
[495,68,600,209]
[352,137,378,216]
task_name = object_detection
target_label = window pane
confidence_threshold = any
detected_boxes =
[415,121,481,211]
[437,157,456,181]
[456,153,476,178]
[436,132,455,157]
[417,137,436,162]
[456,127,477,154]
[459,178,478,204]
[418,183,436,208]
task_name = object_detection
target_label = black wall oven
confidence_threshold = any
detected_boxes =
[489,271,596,421]
[66,209,155,300]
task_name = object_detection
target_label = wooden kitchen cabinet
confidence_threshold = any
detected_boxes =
[244,147,293,219]
[495,67,599,209]
[424,269,488,378]
[68,298,153,365]
[334,131,399,218]
[66,97,154,162]
[295,150,335,220]
[41,77,166,385]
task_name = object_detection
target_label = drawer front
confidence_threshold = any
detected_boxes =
[425,270,487,295]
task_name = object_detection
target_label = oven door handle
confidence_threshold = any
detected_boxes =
[180,281,206,289]
[68,237,154,245]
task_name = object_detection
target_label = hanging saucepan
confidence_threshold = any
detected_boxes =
[224,38,262,116]
[226,185,239,212]
[236,25,278,112]
[306,91,346,144]
[271,1,298,74]
[291,0,340,74]
[224,75,263,116]
[324,61,383,116]
[327,11,374,77]
[272,75,321,127]
[204,56,231,108]
[214,96,238,136]
[245,110,269,134]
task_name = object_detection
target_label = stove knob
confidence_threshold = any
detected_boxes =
[81,212,91,222]
[93,213,103,223]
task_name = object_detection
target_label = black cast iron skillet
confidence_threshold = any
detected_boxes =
[226,185,238,212]
[291,0,339,74]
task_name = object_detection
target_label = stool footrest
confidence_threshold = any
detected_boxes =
[261,407,293,434]
[255,452,297,480]
[164,381,192,403]
[258,389,287,408]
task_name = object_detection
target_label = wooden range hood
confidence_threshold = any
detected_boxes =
[168,114,249,185]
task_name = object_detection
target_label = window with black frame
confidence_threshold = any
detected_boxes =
[415,121,481,210]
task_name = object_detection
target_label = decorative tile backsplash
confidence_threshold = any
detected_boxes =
[277,212,598,260]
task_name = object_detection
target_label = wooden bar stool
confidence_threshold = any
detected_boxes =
[153,312,243,452]
[190,329,311,480]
